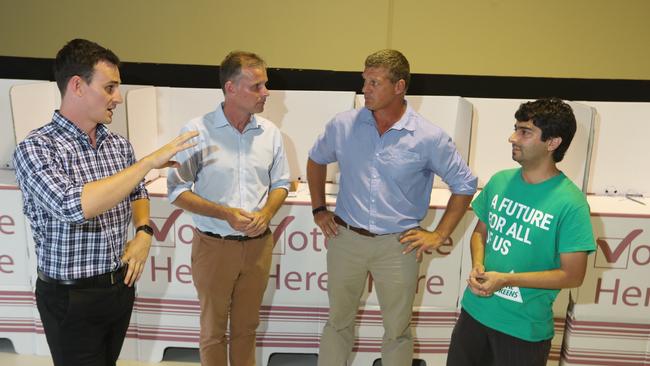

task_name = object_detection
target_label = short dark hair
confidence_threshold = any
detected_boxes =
[514,98,577,162]
[54,38,120,96]
[219,51,266,91]
[364,49,410,92]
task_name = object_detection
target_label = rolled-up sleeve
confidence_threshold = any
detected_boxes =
[13,138,86,224]
[167,125,201,203]
[428,132,478,195]
[126,143,149,202]
[269,129,291,191]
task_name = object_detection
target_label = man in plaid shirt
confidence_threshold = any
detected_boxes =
[12,38,196,366]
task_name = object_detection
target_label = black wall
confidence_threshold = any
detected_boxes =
[2,56,649,102]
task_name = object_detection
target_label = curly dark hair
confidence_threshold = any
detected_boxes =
[514,98,577,162]
[54,39,120,96]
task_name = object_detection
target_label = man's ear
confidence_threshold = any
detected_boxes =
[67,75,84,97]
[394,79,406,95]
[224,80,235,95]
[547,136,562,152]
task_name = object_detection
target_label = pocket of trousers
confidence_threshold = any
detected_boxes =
[36,280,72,327]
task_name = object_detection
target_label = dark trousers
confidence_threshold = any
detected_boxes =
[35,278,135,366]
[447,308,551,366]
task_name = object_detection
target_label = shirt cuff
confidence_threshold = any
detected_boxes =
[66,185,87,225]
[271,180,291,192]
[167,186,191,204]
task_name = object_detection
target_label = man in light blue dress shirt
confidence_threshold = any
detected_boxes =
[167,51,290,366]
[307,49,478,366]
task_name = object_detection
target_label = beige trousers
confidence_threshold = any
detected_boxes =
[191,230,273,366]
[318,226,420,366]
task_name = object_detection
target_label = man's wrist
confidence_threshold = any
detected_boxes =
[135,224,154,236]
[139,155,156,171]
[501,272,513,287]
[433,229,451,240]
[312,205,327,216]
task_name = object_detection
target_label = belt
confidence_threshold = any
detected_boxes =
[199,228,271,241]
[333,216,379,237]
[37,266,127,288]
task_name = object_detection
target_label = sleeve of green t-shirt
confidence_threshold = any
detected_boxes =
[471,185,489,224]
[557,203,596,253]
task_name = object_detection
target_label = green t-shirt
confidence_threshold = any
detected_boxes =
[461,168,595,341]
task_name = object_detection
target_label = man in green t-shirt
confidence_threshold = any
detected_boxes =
[447,98,595,366]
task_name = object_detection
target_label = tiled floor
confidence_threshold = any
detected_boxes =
[0,338,323,365]
[0,338,201,366]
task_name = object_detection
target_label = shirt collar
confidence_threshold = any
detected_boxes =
[361,101,416,132]
[53,110,110,144]
[214,102,263,133]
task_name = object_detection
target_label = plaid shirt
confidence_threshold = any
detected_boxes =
[13,111,148,280]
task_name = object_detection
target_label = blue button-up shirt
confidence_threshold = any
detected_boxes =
[13,111,149,280]
[167,104,291,235]
[309,105,477,234]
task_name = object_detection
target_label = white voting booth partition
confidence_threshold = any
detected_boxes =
[579,101,650,197]
[0,176,39,356]
[0,81,56,359]
[561,202,650,366]
[0,80,46,356]
[559,101,650,366]
[10,81,61,143]
[1,79,50,169]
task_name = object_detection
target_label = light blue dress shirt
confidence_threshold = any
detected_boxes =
[167,104,290,235]
[309,105,477,234]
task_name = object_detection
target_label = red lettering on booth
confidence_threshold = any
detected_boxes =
[0,215,15,235]
[150,209,184,242]
[596,229,642,265]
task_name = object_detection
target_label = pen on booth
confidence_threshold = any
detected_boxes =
[625,193,646,205]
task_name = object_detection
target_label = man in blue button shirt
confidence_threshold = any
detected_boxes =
[307,49,478,366]
[167,51,290,366]
[13,38,197,366]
